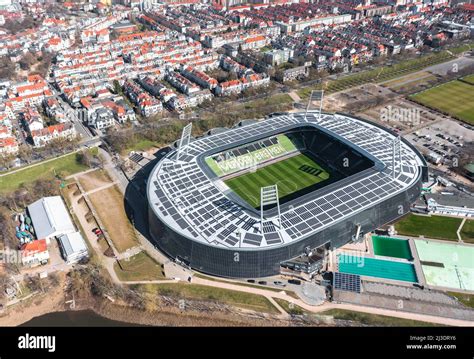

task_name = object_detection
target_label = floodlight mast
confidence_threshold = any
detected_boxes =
[304,90,324,122]
[392,135,402,179]
[260,185,281,233]
[176,123,192,161]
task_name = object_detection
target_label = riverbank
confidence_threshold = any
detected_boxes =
[0,286,285,327]
[0,283,66,326]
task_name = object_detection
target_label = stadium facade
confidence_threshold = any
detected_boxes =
[147,112,427,278]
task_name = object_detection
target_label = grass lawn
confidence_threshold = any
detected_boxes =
[143,283,279,314]
[89,185,138,253]
[395,214,462,241]
[274,298,309,315]
[225,153,329,208]
[460,220,474,244]
[114,251,165,281]
[124,139,158,154]
[461,74,474,85]
[193,273,298,298]
[448,292,474,309]
[322,309,439,326]
[410,80,474,125]
[0,152,88,193]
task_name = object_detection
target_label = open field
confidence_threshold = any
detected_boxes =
[460,220,474,244]
[0,152,88,193]
[395,214,462,241]
[224,153,330,208]
[89,184,138,252]
[114,251,165,281]
[78,169,113,193]
[410,80,474,125]
[321,309,439,327]
[142,283,280,314]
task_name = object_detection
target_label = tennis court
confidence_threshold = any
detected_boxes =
[337,254,418,283]
[372,236,412,260]
[414,240,474,291]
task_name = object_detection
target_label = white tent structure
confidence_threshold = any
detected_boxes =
[28,196,75,242]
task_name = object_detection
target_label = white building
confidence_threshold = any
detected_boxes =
[58,232,89,264]
[21,239,50,267]
[28,196,76,242]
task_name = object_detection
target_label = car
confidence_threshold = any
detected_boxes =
[274,281,286,287]
[247,279,255,283]
[258,281,267,285]
[288,279,302,285]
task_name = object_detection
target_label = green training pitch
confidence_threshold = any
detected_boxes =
[224,153,330,208]
[410,80,474,125]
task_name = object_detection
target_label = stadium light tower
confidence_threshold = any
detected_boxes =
[176,123,192,161]
[392,135,402,179]
[260,185,281,233]
[305,90,324,122]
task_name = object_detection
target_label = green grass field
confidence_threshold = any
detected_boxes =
[224,153,329,208]
[461,74,474,85]
[410,80,474,125]
[395,214,462,241]
[205,134,297,177]
[0,152,89,194]
[460,220,474,244]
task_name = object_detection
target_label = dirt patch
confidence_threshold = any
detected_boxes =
[78,170,113,193]
[89,185,138,253]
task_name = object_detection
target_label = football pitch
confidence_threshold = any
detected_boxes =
[224,153,330,208]
[410,79,474,125]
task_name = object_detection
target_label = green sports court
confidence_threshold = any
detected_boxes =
[337,254,418,283]
[414,240,474,291]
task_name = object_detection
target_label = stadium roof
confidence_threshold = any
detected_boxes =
[148,112,425,250]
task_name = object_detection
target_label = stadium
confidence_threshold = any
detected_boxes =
[147,112,428,278]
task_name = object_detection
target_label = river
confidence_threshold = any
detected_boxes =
[20,310,144,327]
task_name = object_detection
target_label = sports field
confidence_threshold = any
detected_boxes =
[205,134,297,177]
[224,153,330,208]
[410,80,474,125]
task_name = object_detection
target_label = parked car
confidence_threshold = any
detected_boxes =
[274,281,286,287]
[288,279,302,285]
[258,281,267,285]
[247,279,255,283]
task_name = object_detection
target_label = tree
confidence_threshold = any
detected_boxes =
[76,150,92,168]
[19,52,36,71]
[17,144,33,164]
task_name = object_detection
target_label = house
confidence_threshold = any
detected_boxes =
[21,239,50,267]
[90,107,115,130]
[58,232,88,264]
[23,107,44,133]
[0,136,19,155]
[27,196,76,243]
[31,123,76,147]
